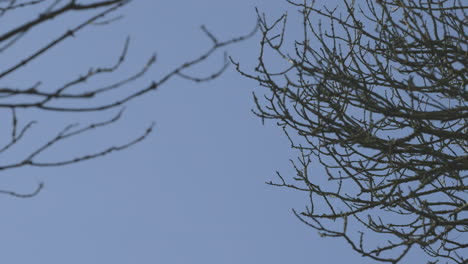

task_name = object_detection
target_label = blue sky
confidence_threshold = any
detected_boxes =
[0,1,429,263]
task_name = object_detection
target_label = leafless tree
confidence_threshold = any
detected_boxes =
[233,0,467,263]
[0,0,255,197]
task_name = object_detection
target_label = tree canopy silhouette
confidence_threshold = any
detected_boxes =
[234,0,467,263]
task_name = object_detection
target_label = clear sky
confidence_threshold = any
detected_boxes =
[0,1,427,264]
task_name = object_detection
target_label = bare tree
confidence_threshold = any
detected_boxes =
[234,0,467,263]
[0,0,255,197]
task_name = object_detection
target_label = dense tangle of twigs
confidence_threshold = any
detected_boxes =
[234,0,467,263]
